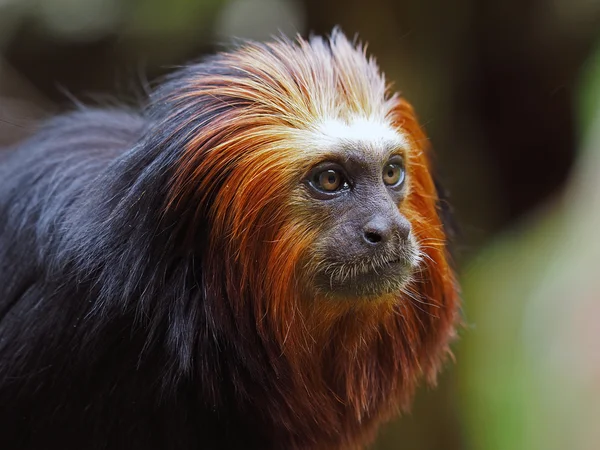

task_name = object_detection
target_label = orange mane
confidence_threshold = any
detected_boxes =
[163,30,460,449]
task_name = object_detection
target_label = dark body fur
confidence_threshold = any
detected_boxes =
[0,105,268,449]
[0,36,459,449]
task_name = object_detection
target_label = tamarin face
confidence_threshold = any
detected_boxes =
[295,118,421,300]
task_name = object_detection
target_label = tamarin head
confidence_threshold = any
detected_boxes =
[299,124,419,300]
[155,28,460,448]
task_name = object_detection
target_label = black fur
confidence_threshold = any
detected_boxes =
[0,63,274,449]
[0,58,457,449]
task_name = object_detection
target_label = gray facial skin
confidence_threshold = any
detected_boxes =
[301,144,421,299]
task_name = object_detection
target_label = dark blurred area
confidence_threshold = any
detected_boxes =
[1,0,599,449]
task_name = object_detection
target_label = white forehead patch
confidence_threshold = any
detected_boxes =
[311,116,408,150]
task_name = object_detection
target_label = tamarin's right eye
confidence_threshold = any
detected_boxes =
[306,164,350,197]
[316,169,344,191]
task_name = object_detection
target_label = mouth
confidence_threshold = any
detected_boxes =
[316,254,416,299]
[385,257,402,265]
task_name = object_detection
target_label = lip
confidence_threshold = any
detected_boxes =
[356,255,411,277]
[374,257,407,272]
[385,258,402,265]
[315,255,414,299]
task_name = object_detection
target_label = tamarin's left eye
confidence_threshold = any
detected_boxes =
[383,162,405,187]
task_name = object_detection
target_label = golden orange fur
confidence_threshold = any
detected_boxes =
[164,30,460,449]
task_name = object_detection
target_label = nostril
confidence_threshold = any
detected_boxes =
[364,231,383,244]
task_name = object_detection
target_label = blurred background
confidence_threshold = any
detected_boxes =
[1,0,599,448]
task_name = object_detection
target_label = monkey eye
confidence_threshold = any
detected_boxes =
[382,159,405,188]
[316,169,344,191]
[306,164,350,197]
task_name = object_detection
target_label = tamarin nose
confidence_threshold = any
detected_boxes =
[363,216,391,245]
[362,214,411,246]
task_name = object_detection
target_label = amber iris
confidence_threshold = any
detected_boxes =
[317,169,343,191]
[383,163,404,187]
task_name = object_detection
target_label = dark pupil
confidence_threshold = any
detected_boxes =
[319,170,341,191]
[384,163,404,186]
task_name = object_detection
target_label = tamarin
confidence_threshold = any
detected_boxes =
[0,29,460,450]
